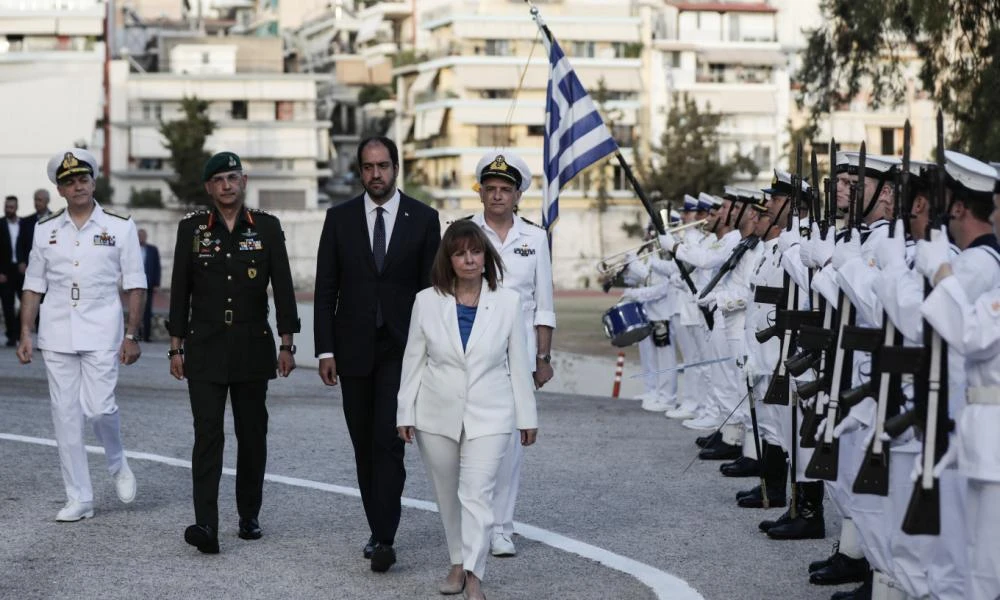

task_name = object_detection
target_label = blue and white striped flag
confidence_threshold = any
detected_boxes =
[541,32,619,231]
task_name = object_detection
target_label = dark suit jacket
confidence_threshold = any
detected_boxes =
[313,192,440,376]
[143,243,161,288]
[16,214,38,265]
[0,218,30,274]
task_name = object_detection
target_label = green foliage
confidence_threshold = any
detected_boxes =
[159,96,215,206]
[128,187,164,208]
[94,175,114,205]
[401,177,437,206]
[643,94,759,201]
[798,0,1000,158]
[393,50,429,68]
[358,85,392,106]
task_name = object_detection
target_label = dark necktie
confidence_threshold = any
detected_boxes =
[373,207,386,327]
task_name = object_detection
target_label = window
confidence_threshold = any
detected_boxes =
[881,127,896,155]
[484,39,510,56]
[276,101,294,121]
[201,52,210,64]
[611,124,634,146]
[231,100,248,120]
[331,104,357,135]
[670,51,681,68]
[480,89,513,99]
[612,42,626,58]
[572,41,595,58]
[141,102,162,121]
[728,14,740,42]
[753,145,771,171]
[259,190,306,210]
[527,124,546,137]
[612,165,628,191]
[477,125,510,147]
[137,158,164,170]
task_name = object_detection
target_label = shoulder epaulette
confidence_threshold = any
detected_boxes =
[38,208,64,224]
[519,216,543,229]
[460,214,474,221]
[181,209,210,221]
[103,207,130,220]
[249,208,276,218]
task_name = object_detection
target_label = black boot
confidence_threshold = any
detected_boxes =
[737,444,787,508]
[810,551,870,585]
[696,431,720,448]
[758,508,791,532]
[829,570,873,599]
[721,455,761,477]
[767,481,825,539]
[698,433,741,460]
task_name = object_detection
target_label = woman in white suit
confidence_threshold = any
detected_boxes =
[397,220,538,600]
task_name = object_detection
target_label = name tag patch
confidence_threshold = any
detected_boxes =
[93,232,116,246]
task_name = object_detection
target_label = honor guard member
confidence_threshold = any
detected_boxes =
[16,148,144,521]
[168,151,300,554]
[467,152,555,558]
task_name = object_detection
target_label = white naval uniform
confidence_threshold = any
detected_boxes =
[22,202,146,504]
[667,227,708,414]
[471,213,556,538]
[744,239,785,449]
[623,256,679,406]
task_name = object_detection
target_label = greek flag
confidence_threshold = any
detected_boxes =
[541,33,619,231]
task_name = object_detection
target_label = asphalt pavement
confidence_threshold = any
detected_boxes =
[0,344,857,600]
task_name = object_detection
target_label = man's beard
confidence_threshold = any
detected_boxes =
[364,176,396,201]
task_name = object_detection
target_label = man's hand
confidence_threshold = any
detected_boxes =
[520,428,538,446]
[169,354,185,380]
[278,349,296,377]
[119,338,141,365]
[533,359,554,389]
[397,426,415,443]
[15,336,32,364]
[0,273,7,284]
[319,356,338,386]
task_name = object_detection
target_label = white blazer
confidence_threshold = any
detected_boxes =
[397,285,537,442]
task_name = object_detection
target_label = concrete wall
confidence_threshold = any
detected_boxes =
[130,203,651,292]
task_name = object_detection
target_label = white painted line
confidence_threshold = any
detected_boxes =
[1,432,703,600]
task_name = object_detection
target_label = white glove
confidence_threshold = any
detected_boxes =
[831,229,862,270]
[776,219,800,254]
[932,438,959,477]
[810,223,835,267]
[620,289,637,302]
[814,417,829,441]
[915,225,950,281]
[875,220,906,271]
[800,223,820,268]
[697,293,717,311]
[832,411,865,438]
[659,232,679,253]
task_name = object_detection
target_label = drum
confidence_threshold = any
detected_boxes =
[602,301,652,347]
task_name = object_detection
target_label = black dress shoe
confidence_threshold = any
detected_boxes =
[758,509,791,532]
[767,513,825,540]
[370,543,396,573]
[810,553,870,585]
[810,549,836,572]
[721,456,760,477]
[736,486,786,508]
[363,535,377,559]
[238,517,262,540]
[829,573,873,599]
[698,440,741,460]
[695,431,720,448]
[184,524,220,554]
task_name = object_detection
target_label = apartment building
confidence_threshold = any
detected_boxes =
[0,0,106,210]
[394,0,646,212]
[109,37,332,208]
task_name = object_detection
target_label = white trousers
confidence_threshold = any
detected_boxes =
[42,349,126,504]
[643,334,678,404]
[967,479,1000,600]
[417,430,509,580]
[672,324,699,411]
[492,427,522,536]
[637,336,657,396]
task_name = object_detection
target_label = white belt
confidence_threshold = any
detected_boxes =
[968,386,1000,405]
[50,284,119,301]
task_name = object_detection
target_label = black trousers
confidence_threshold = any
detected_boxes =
[188,379,269,531]
[0,270,23,343]
[141,288,154,341]
[339,327,405,546]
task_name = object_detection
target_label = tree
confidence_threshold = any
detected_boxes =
[160,96,215,206]
[798,0,1000,159]
[643,94,759,202]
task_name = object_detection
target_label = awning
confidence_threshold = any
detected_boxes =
[414,108,447,141]
[698,47,786,66]
[355,15,383,45]
[407,68,438,106]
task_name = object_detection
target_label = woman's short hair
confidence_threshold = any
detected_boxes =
[431,220,504,295]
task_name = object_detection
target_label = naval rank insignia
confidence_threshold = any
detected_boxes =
[514,243,535,257]
[93,231,116,246]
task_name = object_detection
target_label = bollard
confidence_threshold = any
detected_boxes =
[611,351,625,398]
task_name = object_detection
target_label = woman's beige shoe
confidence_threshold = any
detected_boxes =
[439,569,466,595]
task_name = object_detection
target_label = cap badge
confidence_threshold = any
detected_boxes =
[228,155,237,167]
[489,155,509,172]
[62,152,79,170]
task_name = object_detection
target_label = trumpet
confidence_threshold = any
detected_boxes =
[596,219,707,276]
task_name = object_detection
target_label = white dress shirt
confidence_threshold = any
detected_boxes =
[6,218,18,263]
[364,189,400,251]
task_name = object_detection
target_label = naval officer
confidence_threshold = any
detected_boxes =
[16,148,144,521]
[168,151,299,554]
[467,152,555,557]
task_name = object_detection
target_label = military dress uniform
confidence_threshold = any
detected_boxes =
[23,149,146,519]
[168,202,299,536]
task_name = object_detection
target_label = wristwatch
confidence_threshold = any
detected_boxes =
[536,354,551,363]
[124,334,139,343]
[279,344,297,355]
[167,348,184,358]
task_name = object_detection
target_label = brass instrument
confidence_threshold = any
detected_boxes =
[596,219,707,276]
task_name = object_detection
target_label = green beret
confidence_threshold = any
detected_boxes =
[203,151,242,181]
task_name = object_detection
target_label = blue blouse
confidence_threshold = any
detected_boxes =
[457,303,477,350]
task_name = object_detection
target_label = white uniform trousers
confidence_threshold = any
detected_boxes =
[751,376,784,448]
[887,443,933,599]
[637,336,657,397]
[42,349,126,504]
[672,324,700,412]
[417,430,510,579]
[967,479,1000,600]
[650,336,678,405]
[684,324,715,417]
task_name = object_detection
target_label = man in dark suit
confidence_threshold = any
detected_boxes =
[314,136,440,573]
[0,195,30,346]
[16,189,52,267]
[138,228,161,341]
